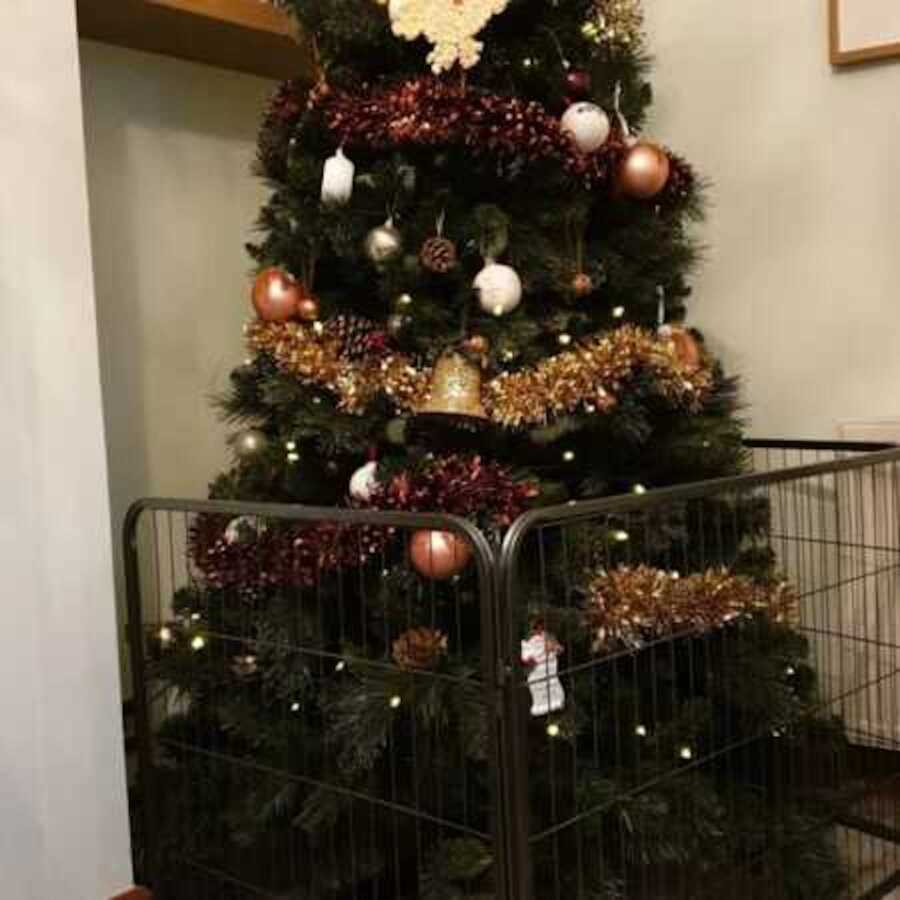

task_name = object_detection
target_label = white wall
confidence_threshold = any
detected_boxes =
[0,3,132,898]
[80,41,273,594]
[646,1,900,438]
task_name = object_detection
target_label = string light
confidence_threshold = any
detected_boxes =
[287,451,300,464]
[335,660,346,672]
[285,441,297,451]
[633,484,647,495]
[612,529,630,543]
[389,695,403,709]
[291,701,301,713]
[159,626,173,644]
[612,306,625,318]
[191,635,206,652]
[547,723,561,738]
[558,333,573,347]
[397,293,413,307]
[190,612,202,622]
[635,724,648,737]
[563,450,576,462]
[679,746,694,760]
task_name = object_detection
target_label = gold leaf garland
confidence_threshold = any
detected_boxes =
[245,320,714,428]
[584,565,798,652]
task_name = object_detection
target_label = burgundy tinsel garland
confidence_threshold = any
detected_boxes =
[306,77,695,202]
[371,454,539,528]
[190,514,391,592]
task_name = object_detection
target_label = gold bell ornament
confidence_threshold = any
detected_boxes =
[419,352,489,423]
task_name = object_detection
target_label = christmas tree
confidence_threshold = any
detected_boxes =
[144,2,850,897]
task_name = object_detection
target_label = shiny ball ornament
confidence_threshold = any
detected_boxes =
[475,262,522,317]
[349,460,380,503]
[251,268,302,322]
[234,428,268,461]
[619,141,671,199]
[410,529,473,581]
[561,102,611,154]
[464,334,490,356]
[364,217,403,267]
[296,294,321,323]
[659,325,702,372]
[572,272,594,298]
[565,70,592,98]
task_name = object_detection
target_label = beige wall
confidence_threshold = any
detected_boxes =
[646,1,900,438]
[80,41,273,554]
[1,5,131,897]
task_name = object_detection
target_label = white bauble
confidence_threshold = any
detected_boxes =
[321,147,355,206]
[224,516,266,545]
[364,217,404,267]
[475,262,522,317]
[349,461,380,503]
[561,102,611,154]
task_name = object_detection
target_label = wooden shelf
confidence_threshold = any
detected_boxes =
[77,0,315,81]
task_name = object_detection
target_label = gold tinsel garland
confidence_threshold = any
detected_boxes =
[585,565,798,651]
[245,320,713,428]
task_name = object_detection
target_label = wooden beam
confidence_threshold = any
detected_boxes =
[109,889,153,900]
[76,0,315,82]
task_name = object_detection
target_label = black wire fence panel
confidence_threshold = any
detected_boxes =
[125,502,503,900]
[498,444,900,900]
[124,443,900,900]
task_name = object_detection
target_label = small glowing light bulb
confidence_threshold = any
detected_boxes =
[285,441,297,451]
[558,333,573,347]
[313,320,325,335]
[191,635,206,652]
[287,452,300,464]
[633,484,647,495]
[335,660,346,672]
[502,350,516,362]
[244,358,254,367]
[523,57,535,68]
[159,626,173,644]
[389,695,402,709]
[612,529,630,543]
[679,746,693,760]
[612,306,625,319]
[635,724,648,737]
[563,450,576,463]
[191,613,202,622]
[547,723,561,738]
[397,293,413,307]
[291,702,301,713]
[785,666,796,676]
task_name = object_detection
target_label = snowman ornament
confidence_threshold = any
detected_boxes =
[521,630,566,717]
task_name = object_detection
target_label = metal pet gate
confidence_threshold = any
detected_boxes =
[124,441,900,899]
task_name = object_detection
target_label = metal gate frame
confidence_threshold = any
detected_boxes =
[123,440,900,900]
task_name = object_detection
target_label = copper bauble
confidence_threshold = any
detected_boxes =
[464,334,491,356]
[572,272,594,298]
[251,268,302,322]
[296,295,321,322]
[420,352,488,420]
[619,141,671,199]
[565,70,592,99]
[660,326,702,372]
[410,529,473,580]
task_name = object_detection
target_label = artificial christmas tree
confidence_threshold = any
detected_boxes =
[139,2,852,897]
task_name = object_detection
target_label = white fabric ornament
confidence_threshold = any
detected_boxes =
[364,217,404,267]
[521,632,566,717]
[561,102,611,154]
[389,0,510,73]
[321,147,355,205]
[475,260,522,317]
[349,461,380,503]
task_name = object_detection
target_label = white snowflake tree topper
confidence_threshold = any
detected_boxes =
[389,0,510,74]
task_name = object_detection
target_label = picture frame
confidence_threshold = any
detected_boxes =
[830,0,900,66]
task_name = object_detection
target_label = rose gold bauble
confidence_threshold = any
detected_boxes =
[251,268,302,322]
[572,272,594,298]
[296,294,321,323]
[410,529,473,580]
[661,326,702,372]
[464,334,491,356]
[619,142,671,200]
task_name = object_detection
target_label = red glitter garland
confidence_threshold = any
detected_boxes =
[308,77,694,201]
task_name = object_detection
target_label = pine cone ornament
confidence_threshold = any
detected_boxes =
[392,627,449,670]
[330,315,389,360]
[420,236,458,274]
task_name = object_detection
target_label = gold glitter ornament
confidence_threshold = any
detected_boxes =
[388,0,510,73]
[593,0,644,48]
[419,352,488,421]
